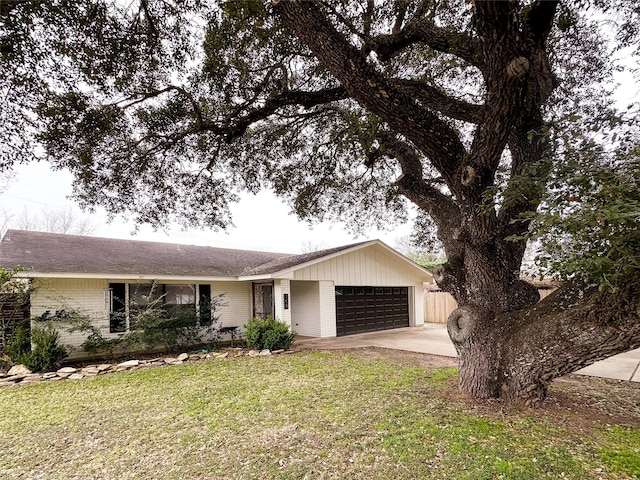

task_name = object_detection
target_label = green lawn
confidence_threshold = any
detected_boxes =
[0,350,638,479]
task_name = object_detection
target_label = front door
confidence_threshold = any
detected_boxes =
[253,282,274,319]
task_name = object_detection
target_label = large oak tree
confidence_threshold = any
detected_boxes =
[1,0,639,404]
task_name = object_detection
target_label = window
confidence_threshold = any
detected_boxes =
[199,284,212,326]
[109,283,126,333]
[109,282,207,333]
[129,283,196,330]
[163,284,196,317]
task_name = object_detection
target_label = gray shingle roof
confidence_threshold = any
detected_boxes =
[0,230,367,278]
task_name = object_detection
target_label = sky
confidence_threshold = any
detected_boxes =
[0,162,412,254]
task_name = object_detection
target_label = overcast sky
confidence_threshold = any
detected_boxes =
[0,162,412,253]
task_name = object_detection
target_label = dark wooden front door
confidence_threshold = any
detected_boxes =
[335,286,409,337]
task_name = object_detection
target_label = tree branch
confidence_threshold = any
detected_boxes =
[501,278,640,403]
[273,0,466,189]
[498,123,548,236]
[383,137,461,231]
[369,18,482,65]
[394,79,483,123]
[215,86,349,142]
[525,0,560,43]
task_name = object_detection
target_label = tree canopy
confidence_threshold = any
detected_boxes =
[1,1,633,237]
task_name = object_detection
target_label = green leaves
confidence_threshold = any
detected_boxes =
[528,142,640,290]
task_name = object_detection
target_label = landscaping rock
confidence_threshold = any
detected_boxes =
[4,375,25,382]
[68,373,84,380]
[272,349,285,355]
[57,367,78,374]
[177,353,189,362]
[258,349,272,356]
[96,364,112,372]
[247,350,259,357]
[82,366,100,376]
[56,372,72,379]
[8,364,31,376]
[117,360,139,368]
[42,372,58,379]
[164,357,178,364]
[22,374,44,383]
[215,352,229,359]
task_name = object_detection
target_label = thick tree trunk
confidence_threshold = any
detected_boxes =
[447,277,640,405]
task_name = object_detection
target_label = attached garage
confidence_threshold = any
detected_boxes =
[335,286,409,336]
[284,241,431,338]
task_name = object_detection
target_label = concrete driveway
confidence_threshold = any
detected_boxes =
[295,324,640,382]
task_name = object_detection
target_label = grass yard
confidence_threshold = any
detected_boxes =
[0,349,639,479]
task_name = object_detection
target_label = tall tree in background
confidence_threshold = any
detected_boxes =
[1,0,639,404]
[14,207,97,235]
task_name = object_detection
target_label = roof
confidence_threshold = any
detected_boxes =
[0,229,372,279]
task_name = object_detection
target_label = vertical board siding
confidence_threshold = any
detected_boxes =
[290,281,321,337]
[292,245,430,285]
[538,289,555,301]
[423,290,458,324]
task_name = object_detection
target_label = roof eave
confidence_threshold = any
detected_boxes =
[19,271,235,282]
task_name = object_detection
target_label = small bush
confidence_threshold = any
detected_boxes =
[5,322,31,363]
[244,316,296,351]
[21,326,67,372]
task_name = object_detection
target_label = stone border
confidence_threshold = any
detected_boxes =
[0,348,293,388]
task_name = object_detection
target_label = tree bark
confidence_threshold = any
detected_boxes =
[448,277,640,405]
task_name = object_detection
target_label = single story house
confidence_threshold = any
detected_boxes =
[0,230,432,356]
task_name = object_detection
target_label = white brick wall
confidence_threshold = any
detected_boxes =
[29,278,255,356]
[211,281,252,329]
[290,281,321,337]
[30,278,110,354]
[318,280,337,337]
[412,283,425,327]
[274,279,291,328]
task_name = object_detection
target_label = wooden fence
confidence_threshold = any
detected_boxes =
[424,287,556,324]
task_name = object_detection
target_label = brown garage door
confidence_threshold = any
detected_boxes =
[335,286,409,337]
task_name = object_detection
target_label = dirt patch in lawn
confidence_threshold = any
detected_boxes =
[327,347,640,429]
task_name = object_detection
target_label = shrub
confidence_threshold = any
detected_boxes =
[11,325,68,372]
[244,316,296,351]
[5,322,31,363]
[65,294,227,358]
